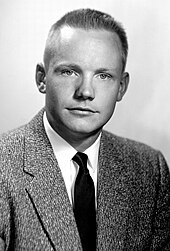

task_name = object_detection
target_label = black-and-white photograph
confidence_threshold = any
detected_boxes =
[0,0,170,250]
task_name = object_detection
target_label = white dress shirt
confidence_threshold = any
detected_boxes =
[43,112,101,206]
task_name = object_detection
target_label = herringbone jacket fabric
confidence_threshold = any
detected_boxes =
[0,109,170,250]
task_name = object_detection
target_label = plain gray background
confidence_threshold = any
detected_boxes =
[0,0,170,166]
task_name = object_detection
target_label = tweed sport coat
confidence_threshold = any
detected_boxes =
[0,109,170,251]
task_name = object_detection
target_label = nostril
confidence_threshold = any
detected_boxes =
[74,88,95,101]
[74,82,95,100]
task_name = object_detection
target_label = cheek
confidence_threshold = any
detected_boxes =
[46,82,65,102]
[104,101,116,117]
[98,89,119,111]
[98,93,119,125]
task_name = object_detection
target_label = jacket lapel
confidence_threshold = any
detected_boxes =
[97,132,137,250]
[23,110,82,250]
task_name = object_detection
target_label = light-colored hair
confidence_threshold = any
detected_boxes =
[44,8,128,72]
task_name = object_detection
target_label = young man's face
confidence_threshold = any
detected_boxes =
[37,26,129,139]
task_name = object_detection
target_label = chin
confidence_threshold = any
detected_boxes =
[68,124,102,136]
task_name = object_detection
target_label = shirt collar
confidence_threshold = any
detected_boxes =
[84,134,101,172]
[43,112,77,166]
[43,112,101,171]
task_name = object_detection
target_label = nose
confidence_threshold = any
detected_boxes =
[74,75,95,100]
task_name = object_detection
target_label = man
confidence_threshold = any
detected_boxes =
[0,8,170,251]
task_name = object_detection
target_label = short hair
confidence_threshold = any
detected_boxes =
[44,8,128,72]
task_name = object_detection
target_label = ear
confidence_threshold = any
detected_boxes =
[117,72,130,102]
[35,63,46,94]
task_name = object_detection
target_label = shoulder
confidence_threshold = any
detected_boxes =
[0,108,44,152]
[101,130,166,164]
[102,130,158,152]
[101,130,170,186]
[0,125,26,152]
[0,126,27,183]
[0,126,26,170]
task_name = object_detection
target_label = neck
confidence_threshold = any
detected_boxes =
[57,128,101,152]
[48,124,100,152]
[67,132,101,152]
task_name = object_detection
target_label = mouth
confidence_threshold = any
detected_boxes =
[67,107,97,115]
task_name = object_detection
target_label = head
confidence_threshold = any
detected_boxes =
[36,9,129,148]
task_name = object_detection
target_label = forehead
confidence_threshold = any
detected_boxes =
[48,26,123,71]
[55,26,122,50]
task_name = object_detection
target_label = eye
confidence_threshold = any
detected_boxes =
[98,73,112,80]
[61,69,75,76]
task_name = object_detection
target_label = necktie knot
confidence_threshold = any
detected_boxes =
[73,152,89,174]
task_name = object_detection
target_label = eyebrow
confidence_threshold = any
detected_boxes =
[95,68,114,73]
[55,63,80,68]
[54,63,81,71]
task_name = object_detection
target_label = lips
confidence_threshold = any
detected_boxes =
[69,107,95,112]
[67,107,97,115]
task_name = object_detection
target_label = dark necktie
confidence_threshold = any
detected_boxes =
[73,152,96,251]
